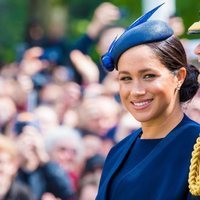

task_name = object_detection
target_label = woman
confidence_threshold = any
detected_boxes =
[95,4,200,200]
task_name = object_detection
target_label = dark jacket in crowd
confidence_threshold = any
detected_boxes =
[16,161,75,200]
[3,180,35,200]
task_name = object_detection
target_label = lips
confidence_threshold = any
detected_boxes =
[130,99,153,110]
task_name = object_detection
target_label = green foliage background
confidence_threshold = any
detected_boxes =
[0,0,199,64]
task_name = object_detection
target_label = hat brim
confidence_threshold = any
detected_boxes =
[188,30,200,34]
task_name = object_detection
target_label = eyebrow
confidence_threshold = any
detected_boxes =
[119,68,158,75]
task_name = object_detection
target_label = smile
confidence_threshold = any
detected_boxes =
[131,99,153,110]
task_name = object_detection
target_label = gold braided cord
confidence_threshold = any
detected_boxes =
[189,137,200,196]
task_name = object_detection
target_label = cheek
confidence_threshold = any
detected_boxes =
[150,81,167,92]
[119,85,130,102]
[119,77,177,102]
[151,80,176,100]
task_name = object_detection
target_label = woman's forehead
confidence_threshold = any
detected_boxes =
[118,45,158,65]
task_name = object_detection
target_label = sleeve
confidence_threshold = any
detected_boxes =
[5,181,36,200]
[72,34,95,54]
[41,162,75,200]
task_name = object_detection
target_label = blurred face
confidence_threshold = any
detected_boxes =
[0,97,16,126]
[51,138,79,172]
[80,97,119,136]
[97,27,124,55]
[0,151,16,177]
[194,44,200,62]
[185,96,200,123]
[0,151,17,187]
[82,135,102,159]
[118,45,180,124]
[168,17,185,37]
[79,184,98,200]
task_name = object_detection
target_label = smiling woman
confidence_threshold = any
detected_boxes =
[118,44,185,128]
[95,3,200,200]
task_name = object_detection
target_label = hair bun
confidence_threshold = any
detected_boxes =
[180,64,199,102]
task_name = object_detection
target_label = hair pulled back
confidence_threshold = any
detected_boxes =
[146,35,199,102]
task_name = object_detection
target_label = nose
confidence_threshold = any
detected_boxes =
[130,81,146,96]
[194,44,200,55]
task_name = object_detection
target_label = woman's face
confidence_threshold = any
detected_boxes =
[118,45,180,124]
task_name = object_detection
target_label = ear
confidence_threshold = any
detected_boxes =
[176,67,187,86]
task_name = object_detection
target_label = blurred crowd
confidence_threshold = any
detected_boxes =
[0,2,199,200]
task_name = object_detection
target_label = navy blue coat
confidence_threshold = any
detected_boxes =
[96,115,200,200]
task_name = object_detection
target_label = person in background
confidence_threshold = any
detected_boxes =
[77,95,121,138]
[184,91,200,123]
[82,134,103,160]
[18,2,121,86]
[186,17,200,199]
[78,175,99,200]
[33,105,59,135]
[14,112,75,200]
[70,25,125,84]
[0,96,17,136]
[168,14,185,38]
[0,134,35,200]
[96,25,125,81]
[95,3,200,200]
[45,126,85,195]
[81,154,105,185]
[188,18,200,60]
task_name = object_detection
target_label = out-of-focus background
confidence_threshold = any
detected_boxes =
[0,0,199,63]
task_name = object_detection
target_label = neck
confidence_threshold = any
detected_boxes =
[141,106,184,139]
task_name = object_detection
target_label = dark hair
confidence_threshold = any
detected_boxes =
[146,35,199,102]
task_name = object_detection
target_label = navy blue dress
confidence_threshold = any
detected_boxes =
[95,115,200,200]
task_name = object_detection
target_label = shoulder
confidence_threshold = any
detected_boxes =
[6,180,35,200]
[184,114,200,127]
[179,115,200,137]
[40,162,75,198]
[172,115,200,151]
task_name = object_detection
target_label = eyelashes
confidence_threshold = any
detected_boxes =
[143,74,157,80]
[119,74,157,82]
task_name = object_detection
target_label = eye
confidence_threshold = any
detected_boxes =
[143,74,156,80]
[119,76,132,81]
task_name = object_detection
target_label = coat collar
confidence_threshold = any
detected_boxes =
[96,115,195,200]
[96,129,142,199]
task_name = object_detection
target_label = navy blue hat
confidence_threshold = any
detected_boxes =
[101,3,174,72]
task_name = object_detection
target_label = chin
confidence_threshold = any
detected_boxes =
[131,113,152,123]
